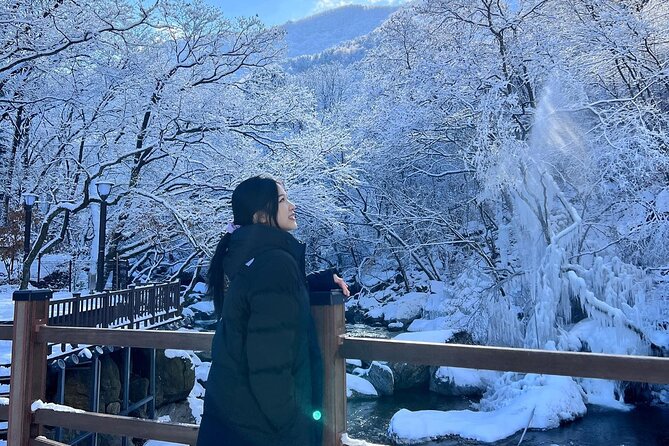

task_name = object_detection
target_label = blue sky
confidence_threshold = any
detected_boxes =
[205,0,408,26]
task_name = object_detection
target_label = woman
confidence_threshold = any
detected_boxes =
[197,175,349,446]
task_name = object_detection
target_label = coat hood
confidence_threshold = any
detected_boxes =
[222,224,306,280]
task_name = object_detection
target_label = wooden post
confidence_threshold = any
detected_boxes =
[8,288,53,445]
[310,290,346,446]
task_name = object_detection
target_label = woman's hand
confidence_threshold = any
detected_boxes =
[333,274,350,297]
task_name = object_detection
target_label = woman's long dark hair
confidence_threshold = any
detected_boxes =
[208,175,281,318]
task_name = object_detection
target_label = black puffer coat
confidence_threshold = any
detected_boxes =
[197,224,336,446]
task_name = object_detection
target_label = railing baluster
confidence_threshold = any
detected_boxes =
[128,285,136,329]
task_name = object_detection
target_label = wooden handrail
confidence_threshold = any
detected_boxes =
[30,437,70,446]
[38,326,213,351]
[0,324,12,340]
[340,336,669,384]
[33,409,199,445]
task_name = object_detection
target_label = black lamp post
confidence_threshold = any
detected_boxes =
[95,181,114,292]
[23,193,38,261]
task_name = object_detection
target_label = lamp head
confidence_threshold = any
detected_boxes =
[95,181,114,200]
[23,193,38,207]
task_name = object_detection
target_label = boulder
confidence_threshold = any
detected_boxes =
[62,356,121,413]
[155,350,195,406]
[63,368,92,410]
[99,356,121,407]
[344,301,367,324]
[105,401,121,415]
[156,401,197,424]
[388,362,430,390]
[429,366,489,397]
[129,375,150,417]
[387,321,404,332]
[366,361,394,396]
[346,373,378,399]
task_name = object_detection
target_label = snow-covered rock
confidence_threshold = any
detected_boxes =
[384,330,463,390]
[362,361,394,396]
[185,300,217,330]
[430,367,498,397]
[387,321,404,332]
[366,292,428,325]
[346,373,378,399]
[389,373,586,444]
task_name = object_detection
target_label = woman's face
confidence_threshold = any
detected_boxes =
[276,183,297,231]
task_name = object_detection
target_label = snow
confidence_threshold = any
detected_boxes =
[164,349,194,361]
[144,441,186,446]
[366,292,428,322]
[188,300,215,314]
[347,373,378,398]
[407,317,451,332]
[181,307,194,318]
[31,399,85,413]
[389,374,586,444]
[341,433,387,446]
[579,378,632,411]
[433,367,498,391]
[393,330,455,343]
[192,282,207,294]
[195,361,210,384]
[656,189,669,213]
[188,380,205,423]
[569,318,646,356]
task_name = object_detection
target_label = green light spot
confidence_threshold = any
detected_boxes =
[312,410,322,421]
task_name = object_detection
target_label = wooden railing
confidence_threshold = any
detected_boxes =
[47,282,180,329]
[3,290,669,446]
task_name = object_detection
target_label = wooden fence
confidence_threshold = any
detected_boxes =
[3,290,669,446]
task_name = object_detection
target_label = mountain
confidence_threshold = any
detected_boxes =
[280,4,397,59]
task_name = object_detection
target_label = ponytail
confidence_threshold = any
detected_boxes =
[208,232,232,319]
